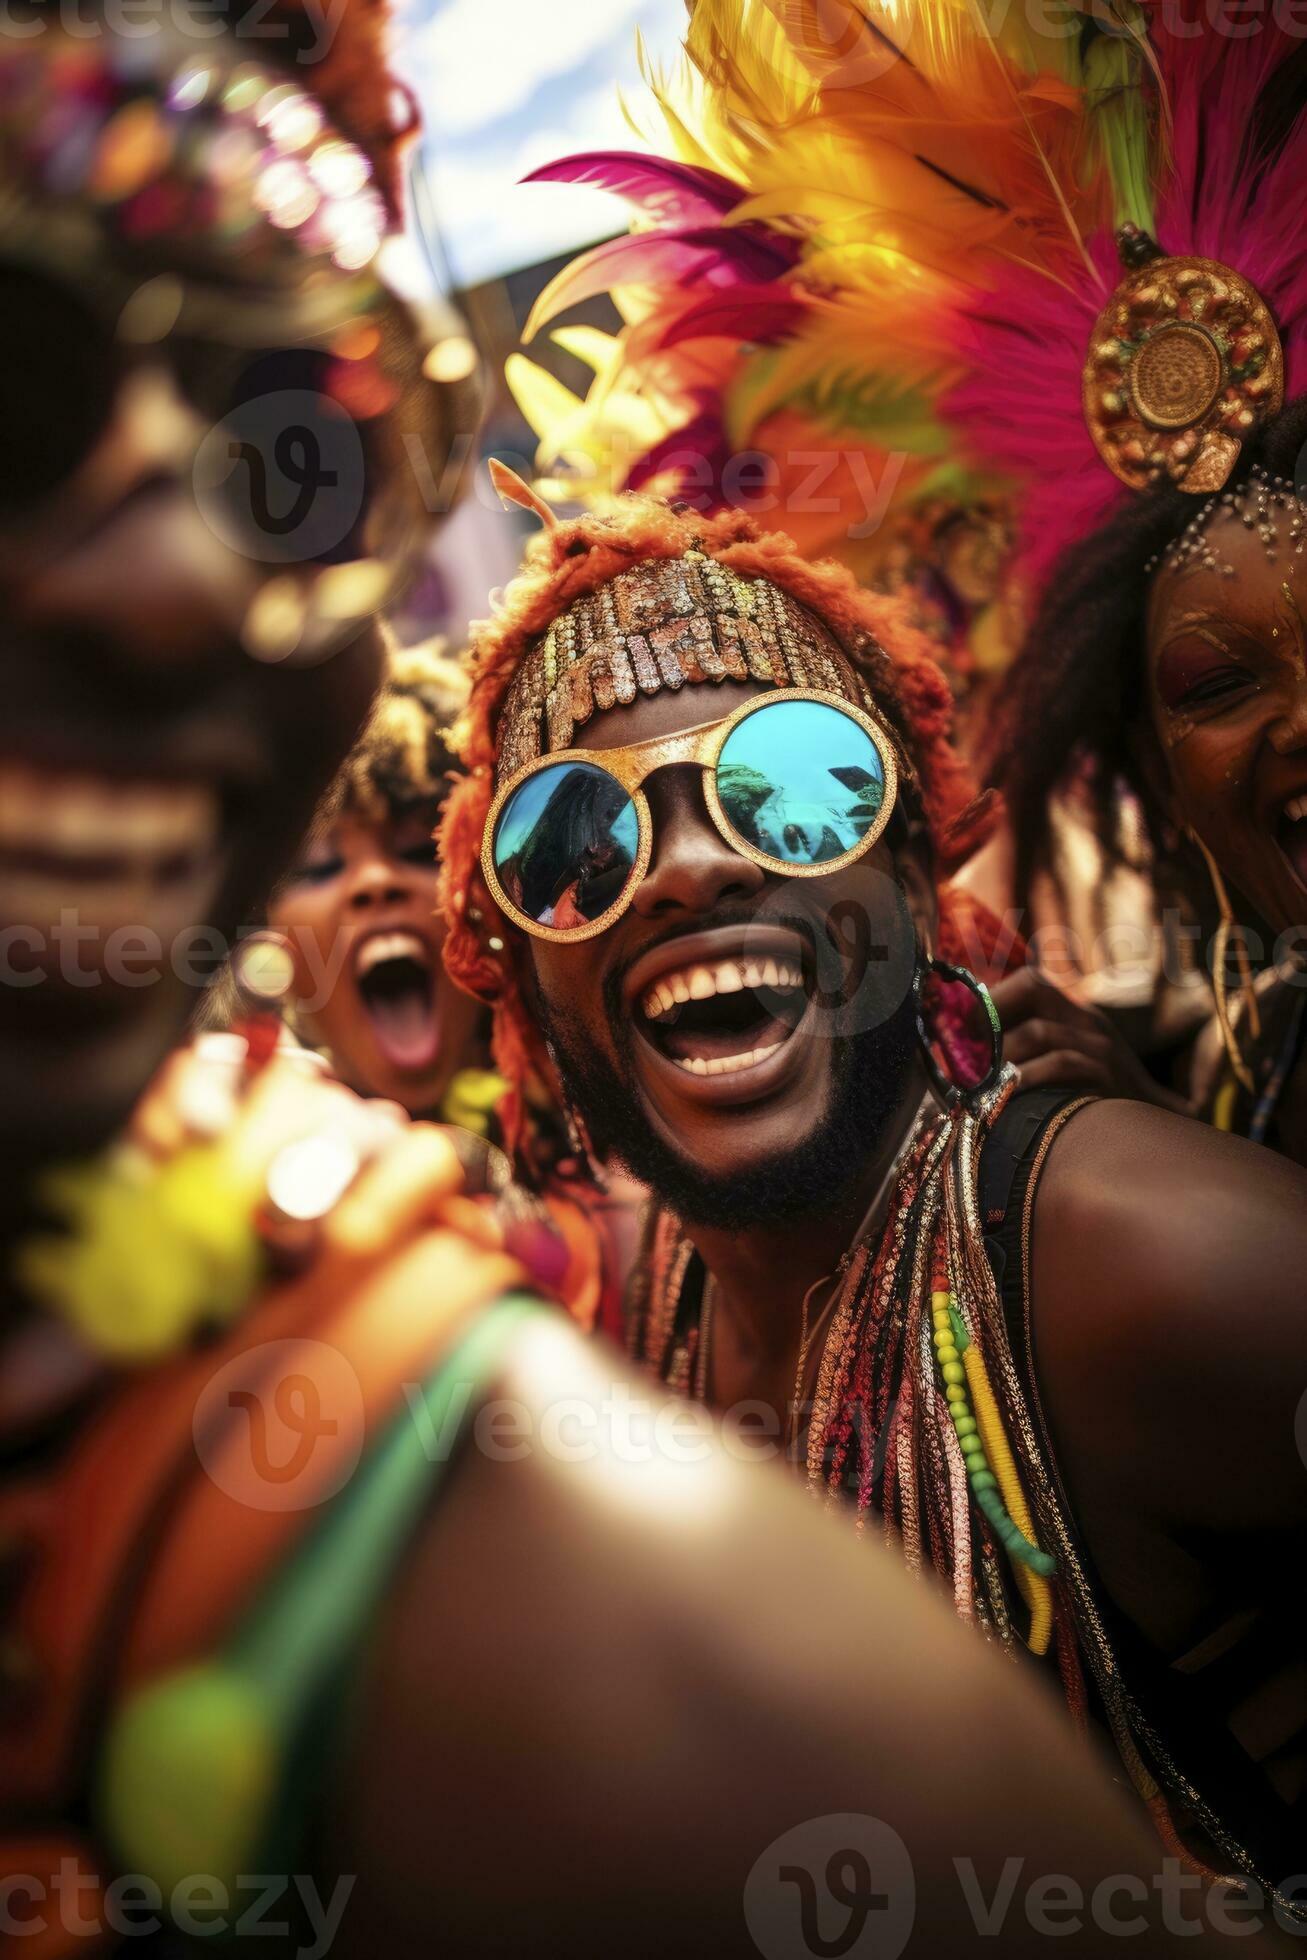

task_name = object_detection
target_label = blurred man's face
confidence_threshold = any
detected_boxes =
[0,390,385,1161]
[0,23,409,1161]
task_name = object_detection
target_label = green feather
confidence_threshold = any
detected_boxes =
[1081,10,1157,234]
[726,348,948,457]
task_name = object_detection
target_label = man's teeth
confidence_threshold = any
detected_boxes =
[674,1040,785,1077]
[641,955,803,1022]
[1283,793,1307,824]
[0,763,218,869]
[356,929,430,977]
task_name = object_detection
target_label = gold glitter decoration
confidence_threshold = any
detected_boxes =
[494,552,875,782]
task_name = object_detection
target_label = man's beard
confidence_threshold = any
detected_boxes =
[540,977,918,1233]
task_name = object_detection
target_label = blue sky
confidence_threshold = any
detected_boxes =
[399,0,686,287]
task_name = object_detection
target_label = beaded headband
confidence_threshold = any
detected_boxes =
[1146,464,1306,579]
[493,551,877,786]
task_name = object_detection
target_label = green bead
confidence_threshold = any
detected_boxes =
[945,1383,967,1406]
[99,1663,274,1900]
[969,1468,997,1491]
[941,1361,965,1385]
[935,1343,959,1366]
[952,1414,977,1437]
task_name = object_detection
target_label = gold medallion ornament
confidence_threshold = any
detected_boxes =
[1083,231,1284,495]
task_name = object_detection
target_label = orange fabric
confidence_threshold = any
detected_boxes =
[0,1238,522,1817]
[119,1235,522,1686]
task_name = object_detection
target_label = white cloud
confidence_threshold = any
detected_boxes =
[425,78,653,284]
[417,0,653,139]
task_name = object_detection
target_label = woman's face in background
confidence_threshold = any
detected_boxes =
[1147,505,1307,941]
[269,800,482,1115]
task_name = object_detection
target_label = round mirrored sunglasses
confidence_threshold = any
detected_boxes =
[481,689,899,944]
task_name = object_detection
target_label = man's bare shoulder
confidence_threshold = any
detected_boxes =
[1034,1094,1307,1251]
[1027,1096,1307,1533]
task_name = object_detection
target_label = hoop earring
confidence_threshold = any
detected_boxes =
[1188,829,1261,1094]
[914,957,1004,1110]
[544,1037,607,1189]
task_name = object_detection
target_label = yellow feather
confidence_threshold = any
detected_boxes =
[509,0,1162,609]
[547,326,623,375]
[504,354,586,447]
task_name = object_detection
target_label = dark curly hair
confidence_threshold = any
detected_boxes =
[987,395,1307,908]
[312,634,467,830]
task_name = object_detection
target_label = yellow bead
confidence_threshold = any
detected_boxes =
[942,1361,965,1385]
[936,1343,959,1366]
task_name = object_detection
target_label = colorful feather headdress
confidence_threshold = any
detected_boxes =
[509,0,1307,623]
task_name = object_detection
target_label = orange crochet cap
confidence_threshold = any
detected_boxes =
[439,483,998,1164]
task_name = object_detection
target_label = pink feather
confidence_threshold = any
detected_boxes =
[1151,4,1307,389]
[942,8,1307,595]
[942,233,1125,592]
[655,286,805,349]
[624,402,730,504]
[524,225,797,339]
[523,151,746,227]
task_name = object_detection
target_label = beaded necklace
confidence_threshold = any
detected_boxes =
[631,1068,1057,1651]
[627,1068,1300,1916]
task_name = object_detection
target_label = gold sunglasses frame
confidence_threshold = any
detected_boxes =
[481,687,900,945]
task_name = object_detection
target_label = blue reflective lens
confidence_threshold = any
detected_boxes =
[716,700,886,865]
[492,760,639,927]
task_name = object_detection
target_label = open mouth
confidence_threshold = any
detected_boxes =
[0,761,224,947]
[355,930,439,1071]
[636,945,810,1080]
[1276,793,1307,894]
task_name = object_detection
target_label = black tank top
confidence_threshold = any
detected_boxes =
[980,1090,1305,1909]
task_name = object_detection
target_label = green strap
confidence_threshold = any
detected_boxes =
[100,1292,549,1899]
